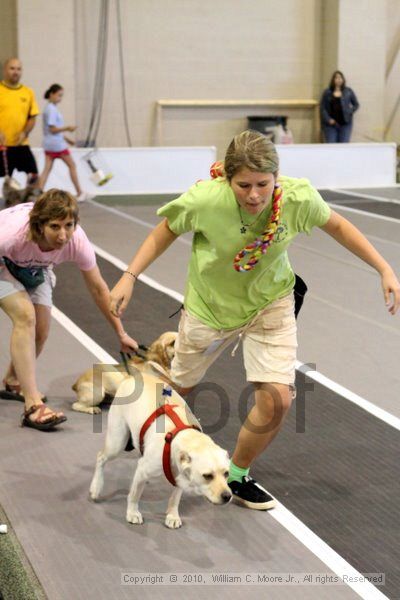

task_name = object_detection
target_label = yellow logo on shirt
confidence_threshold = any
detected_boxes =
[274,222,288,243]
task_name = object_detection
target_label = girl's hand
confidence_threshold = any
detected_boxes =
[67,125,77,132]
[382,270,400,315]
[110,276,134,317]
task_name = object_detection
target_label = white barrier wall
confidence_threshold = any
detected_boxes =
[1,143,396,195]
[9,147,218,195]
[276,143,397,188]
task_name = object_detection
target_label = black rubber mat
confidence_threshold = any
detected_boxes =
[319,190,400,220]
[54,257,400,597]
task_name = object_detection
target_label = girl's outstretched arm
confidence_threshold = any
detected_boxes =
[321,210,400,314]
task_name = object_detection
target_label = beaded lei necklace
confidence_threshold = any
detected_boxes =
[209,161,283,273]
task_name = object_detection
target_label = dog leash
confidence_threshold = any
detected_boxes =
[119,352,132,375]
[169,304,184,319]
[120,343,149,374]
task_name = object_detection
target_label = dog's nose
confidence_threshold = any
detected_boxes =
[221,491,232,504]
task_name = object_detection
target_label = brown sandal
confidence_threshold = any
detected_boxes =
[0,380,47,403]
[21,404,67,431]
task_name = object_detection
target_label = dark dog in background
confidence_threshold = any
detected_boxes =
[2,176,40,208]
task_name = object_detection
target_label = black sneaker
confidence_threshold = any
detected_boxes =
[228,476,276,510]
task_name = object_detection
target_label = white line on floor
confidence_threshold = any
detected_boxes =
[328,202,400,224]
[296,361,400,430]
[296,232,400,251]
[92,243,185,303]
[87,199,192,246]
[50,264,389,600]
[272,504,388,599]
[89,189,185,195]
[362,233,400,247]
[51,306,116,364]
[334,188,400,205]
[89,191,399,233]
[89,195,399,258]
[292,241,373,273]
[297,286,400,337]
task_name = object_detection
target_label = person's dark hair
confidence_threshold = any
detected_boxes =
[44,84,63,99]
[329,70,346,91]
[224,130,279,181]
[28,189,79,243]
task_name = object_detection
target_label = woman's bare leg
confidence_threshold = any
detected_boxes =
[39,155,54,191]
[4,304,51,387]
[60,153,82,195]
[0,292,64,422]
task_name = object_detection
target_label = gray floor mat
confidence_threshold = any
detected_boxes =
[0,315,358,600]
[49,257,400,597]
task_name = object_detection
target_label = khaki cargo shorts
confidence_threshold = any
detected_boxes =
[171,293,297,388]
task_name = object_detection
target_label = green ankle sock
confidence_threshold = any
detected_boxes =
[228,461,249,484]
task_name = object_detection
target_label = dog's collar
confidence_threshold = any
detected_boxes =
[139,400,201,486]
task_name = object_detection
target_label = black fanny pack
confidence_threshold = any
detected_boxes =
[3,256,45,289]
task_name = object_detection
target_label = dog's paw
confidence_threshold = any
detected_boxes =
[165,514,182,529]
[72,402,101,414]
[89,484,101,501]
[126,509,143,525]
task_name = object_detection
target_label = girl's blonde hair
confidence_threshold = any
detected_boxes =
[29,189,79,243]
[224,130,279,181]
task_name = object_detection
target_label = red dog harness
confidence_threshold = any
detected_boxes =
[139,402,201,486]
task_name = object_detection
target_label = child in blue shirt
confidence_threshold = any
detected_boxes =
[39,84,90,202]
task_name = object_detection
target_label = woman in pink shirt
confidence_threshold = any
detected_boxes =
[0,189,137,430]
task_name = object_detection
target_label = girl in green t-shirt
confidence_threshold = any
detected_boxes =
[110,130,400,511]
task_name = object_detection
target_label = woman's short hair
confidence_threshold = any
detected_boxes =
[44,83,63,100]
[329,70,346,91]
[224,130,279,181]
[29,189,79,243]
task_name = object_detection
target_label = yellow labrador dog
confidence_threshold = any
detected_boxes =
[72,331,177,414]
[89,371,232,528]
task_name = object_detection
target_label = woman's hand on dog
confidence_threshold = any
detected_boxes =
[119,331,139,353]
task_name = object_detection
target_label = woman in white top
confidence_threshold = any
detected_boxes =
[39,84,89,202]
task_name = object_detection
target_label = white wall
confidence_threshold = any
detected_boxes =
[7,146,217,194]
[3,144,394,194]
[277,143,396,188]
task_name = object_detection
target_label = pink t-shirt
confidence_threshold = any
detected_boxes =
[0,203,96,271]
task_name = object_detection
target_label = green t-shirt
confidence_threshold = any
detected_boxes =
[157,175,331,330]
